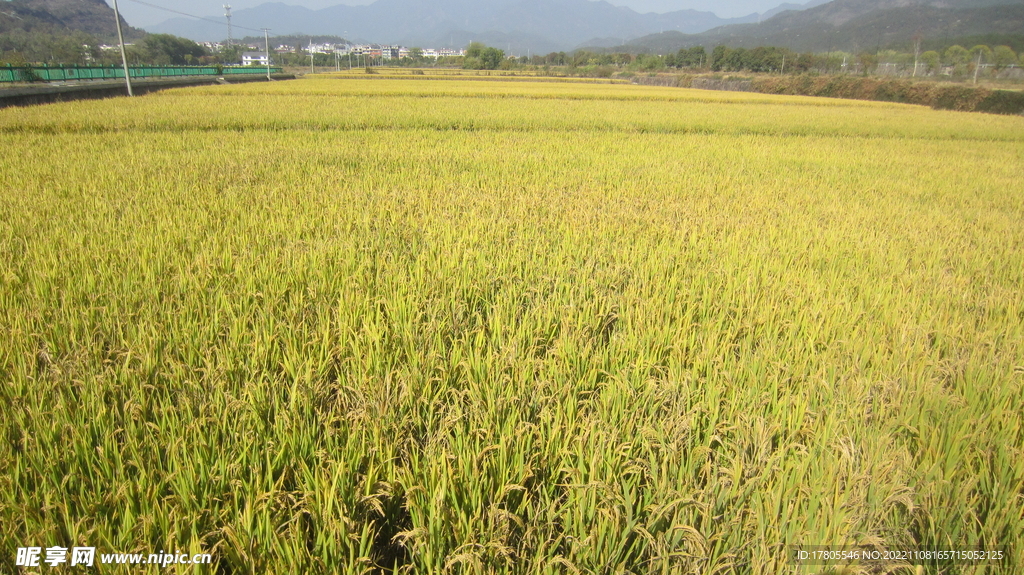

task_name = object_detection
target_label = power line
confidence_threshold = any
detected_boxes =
[127,0,269,34]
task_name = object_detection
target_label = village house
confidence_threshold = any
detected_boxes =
[241,52,270,66]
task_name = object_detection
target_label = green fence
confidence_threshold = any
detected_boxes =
[0,65,283,83]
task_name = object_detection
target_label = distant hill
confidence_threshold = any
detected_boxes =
[147,0,830,53]
[759,0,832,20]
[0,0,146,40]
[624,0,1024,53]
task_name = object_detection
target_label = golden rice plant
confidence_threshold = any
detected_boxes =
[0,74,1021,574]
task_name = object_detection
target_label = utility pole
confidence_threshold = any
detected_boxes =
[912,35,921,77]
[224,5,232,47]
[263,28,271,80]
[111,0,132,96]
[309,38,314,73]
[973,49,982,84]
[345,32,352,69]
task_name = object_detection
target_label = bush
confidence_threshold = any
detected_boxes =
[933,86,986,111]
[974,90,1024,115]
[747,73,1023,115]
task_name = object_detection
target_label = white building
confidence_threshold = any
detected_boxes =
[307,43,338,54]
[241,52,270,66]
[418,48,465,59]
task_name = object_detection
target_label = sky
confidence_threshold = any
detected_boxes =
[108,0,796,29]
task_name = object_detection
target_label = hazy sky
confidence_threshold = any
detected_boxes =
[109,0,794,28]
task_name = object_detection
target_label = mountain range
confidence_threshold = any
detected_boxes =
[0,0,145,40]
[4,0,1020,56]
[623,0,1024,53]
[147,0,829,52]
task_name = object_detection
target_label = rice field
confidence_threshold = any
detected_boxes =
[1,74,1022,574]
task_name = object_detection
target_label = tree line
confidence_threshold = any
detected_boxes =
[4,32,1021,81]
[518,43,1023,78]
[2,32,234,67]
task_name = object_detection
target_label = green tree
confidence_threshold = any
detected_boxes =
[992,46,1017,69]
[674,47,687,67]
[0,30,100,65]
[969,45,992,64]
[710,45,726,71]
[920,50,940,74]
[794,52,816,72]
[44,32,97,65]
[723,47,746,71]
[463,42,504,70]
[141,34,208,65]
[633,53,662,71]
[691,46,707,68]
[465,42,485,59]
[967,45,992,78]
[480,46,504,69]
[944,45,969,66]
[0,50,27,65]
[745,46,785,72]
[216,44,245,65]
[857,52,878,75]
